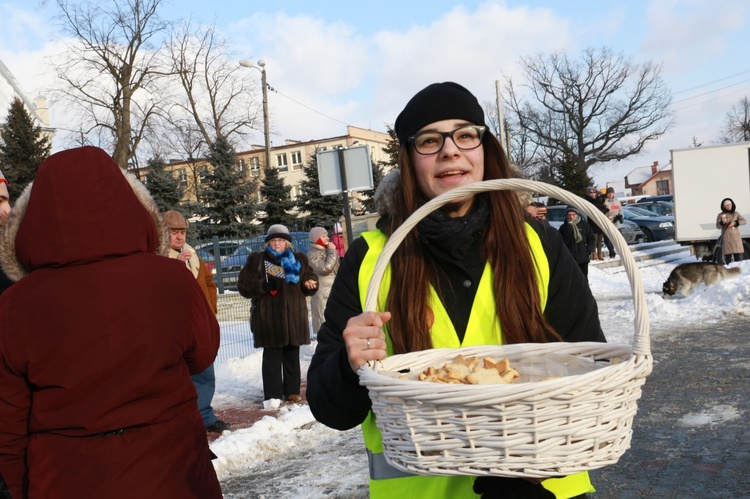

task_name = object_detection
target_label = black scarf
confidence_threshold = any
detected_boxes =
[417,195,490,259]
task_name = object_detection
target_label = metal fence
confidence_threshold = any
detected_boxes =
[215,293,320,363]
[215,292,256,364]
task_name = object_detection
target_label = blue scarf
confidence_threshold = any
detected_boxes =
[266,247,301,283]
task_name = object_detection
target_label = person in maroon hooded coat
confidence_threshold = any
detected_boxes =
[0,147,222,498]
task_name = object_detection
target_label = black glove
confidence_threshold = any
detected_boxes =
[614,214,624,224]
[262,279,278,293]
[734,220,740,227]
[473,477,555,499]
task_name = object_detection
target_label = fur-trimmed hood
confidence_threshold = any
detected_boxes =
[0,146,169,282]
[720,197,736,213]
[374,169,402,219]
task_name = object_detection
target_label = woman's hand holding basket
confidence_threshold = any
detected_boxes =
[343,311,391,372]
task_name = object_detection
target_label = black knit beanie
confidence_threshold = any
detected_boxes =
[394,82,485,146]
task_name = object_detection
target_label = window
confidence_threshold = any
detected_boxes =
[199,165,209,183]
[656,180,670,195]
[237,158,247,175]
[276,153,288,172]
[178,168,187,188]
[249,157,260,173]
[291,151,302,171]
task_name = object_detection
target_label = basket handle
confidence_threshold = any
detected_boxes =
[364,179,650,356]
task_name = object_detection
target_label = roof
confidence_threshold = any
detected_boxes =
[625,162,672,187]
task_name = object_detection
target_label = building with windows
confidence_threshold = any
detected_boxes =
[161,125,391,205]
[624,160,672,196]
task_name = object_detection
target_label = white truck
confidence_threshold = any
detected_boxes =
[671,142,750,261]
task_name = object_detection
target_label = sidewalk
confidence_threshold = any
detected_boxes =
[588,317,750,497]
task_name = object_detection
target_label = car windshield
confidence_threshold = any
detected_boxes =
[650,202,673,215]
[624,206,659,217]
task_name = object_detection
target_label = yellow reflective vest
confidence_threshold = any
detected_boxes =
[356,228,595,499]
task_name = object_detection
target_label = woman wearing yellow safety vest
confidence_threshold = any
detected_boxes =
[307,82,606,499]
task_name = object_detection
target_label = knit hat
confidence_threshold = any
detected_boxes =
[265,224,292,243]
[164,210,188,230]
[394,82,485,146]
[309,226,327,244]
[606,186,615,194]
[587,186,597,193]
[566,208,578,215]
[0,169,7,186]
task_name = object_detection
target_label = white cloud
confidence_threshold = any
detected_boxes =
[226,3,577,145]
[2,0,748,185]
[642,0,749,73]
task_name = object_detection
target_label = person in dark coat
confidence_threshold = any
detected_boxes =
[0,146,222,498]
[559,208,596,280]
[306,81,604,498]
[584,186,612,260]
[237,224,318,402]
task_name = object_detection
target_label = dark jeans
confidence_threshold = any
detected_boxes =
[262,345,301,401]
[191,364,218,427]
[603,235,615,257]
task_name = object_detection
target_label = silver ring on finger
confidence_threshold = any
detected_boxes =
[366,338,371,350]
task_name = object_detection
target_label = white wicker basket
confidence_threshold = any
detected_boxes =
[357,179,652,478]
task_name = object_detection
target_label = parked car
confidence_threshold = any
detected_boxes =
[194,238,245,260]
[217,232,312,290]
[633,201,673,217]
[621,206,675,242]
[636,194,673,203]
[194,248,217,272]
[545,205,646,244]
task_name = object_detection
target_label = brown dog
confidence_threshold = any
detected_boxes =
[663,262,741,297]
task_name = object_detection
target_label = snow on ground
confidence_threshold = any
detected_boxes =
[208,254,750,485]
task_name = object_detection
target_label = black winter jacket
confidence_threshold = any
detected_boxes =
[559,218,596,264]
[306,220,605,431]
[584,194,609,234]
[237,250,318,348]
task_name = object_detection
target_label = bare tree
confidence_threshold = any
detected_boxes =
[163,20,262,149]
[51,0,169,169]
[503,47,673,192]
[719,96,750,143]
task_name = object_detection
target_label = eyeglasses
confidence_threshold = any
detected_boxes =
[408,126,486,155]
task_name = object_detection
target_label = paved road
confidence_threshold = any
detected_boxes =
[220,317,750,498]
[589,317,750,498]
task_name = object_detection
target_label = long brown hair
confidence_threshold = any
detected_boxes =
[380,133,561,354]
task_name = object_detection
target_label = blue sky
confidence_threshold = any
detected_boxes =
[1,0,749,186]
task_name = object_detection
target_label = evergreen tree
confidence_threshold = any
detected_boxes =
[0,96,51,200]
[144,155,183,212]
[552,155,593,197]
[295,151,344,231]
[357,126,397,214]
[198,136,259,238]
[259,161,296,231]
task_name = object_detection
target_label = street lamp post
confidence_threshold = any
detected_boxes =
[239,59,271,169]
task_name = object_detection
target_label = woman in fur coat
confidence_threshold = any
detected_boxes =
[237,225,318,402]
